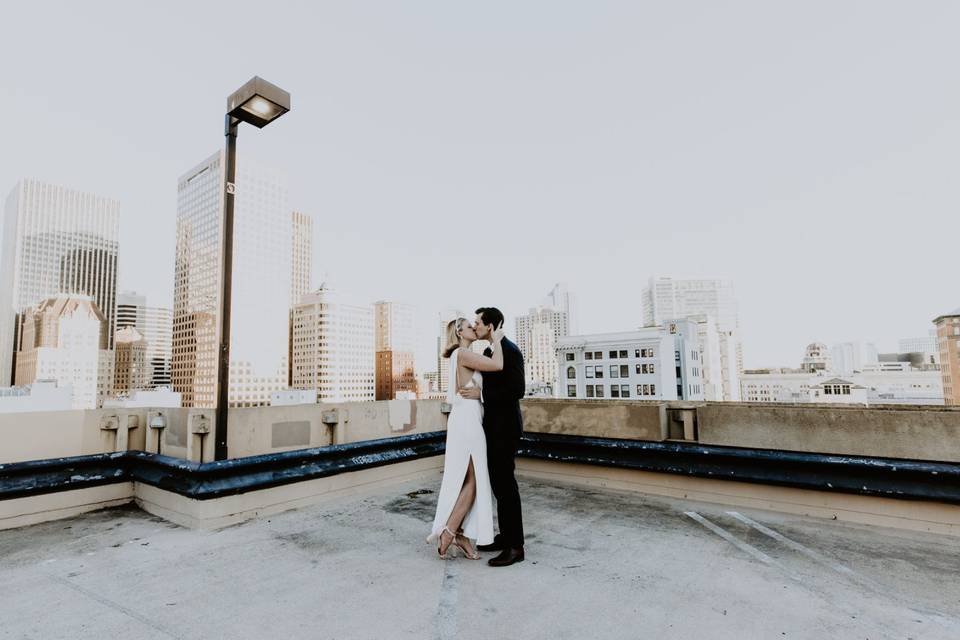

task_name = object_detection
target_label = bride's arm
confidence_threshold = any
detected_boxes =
[458,331,504,372]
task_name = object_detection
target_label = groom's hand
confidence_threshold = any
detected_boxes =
[459,386,481,400]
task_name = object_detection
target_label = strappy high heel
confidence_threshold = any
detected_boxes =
[453,533,480,560]
[437,526,456,558]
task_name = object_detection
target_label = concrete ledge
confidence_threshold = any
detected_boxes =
[517,459,960,537]
[0,482,134,531]
[134,456,443,529]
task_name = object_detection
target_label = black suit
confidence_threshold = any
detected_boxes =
[482,338,525,548]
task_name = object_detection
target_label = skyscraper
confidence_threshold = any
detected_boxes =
[113,326,148,394]
[291,211,313,306]
[290,285,375,402]
[374,301,416,400]
[116,291,172,389]
[14,294,114,409]
[642,276,743,379]
[516,306,569,394]
[172,151,291,408]
[934,308,960,406]
[1,180,120,384]
[542,282,578,335]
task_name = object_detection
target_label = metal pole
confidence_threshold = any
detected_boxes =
[215,114,239,461]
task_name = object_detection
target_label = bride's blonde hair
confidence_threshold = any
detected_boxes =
[442,318,466,359]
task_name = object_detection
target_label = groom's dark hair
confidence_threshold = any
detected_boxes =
[475,307,504,330]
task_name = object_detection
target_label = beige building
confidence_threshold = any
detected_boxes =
[113,326,148,394]
[374,301,416,400]
[934,308,960,405]
[291,285,374,402]
[13,295,114,409]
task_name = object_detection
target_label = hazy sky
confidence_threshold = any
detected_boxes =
[2,1,958,372]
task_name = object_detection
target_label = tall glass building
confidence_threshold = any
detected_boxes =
[0,180,120,384]
[172,151,293,408]
[116,291,173,389]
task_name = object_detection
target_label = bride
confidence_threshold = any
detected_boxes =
[427,317,503,559]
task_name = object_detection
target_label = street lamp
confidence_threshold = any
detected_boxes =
[215,76,291,461]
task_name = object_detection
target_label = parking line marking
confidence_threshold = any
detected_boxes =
[685,511,783,569]
[726,511,855,576]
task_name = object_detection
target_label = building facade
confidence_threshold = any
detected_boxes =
[641,276,743,374]
[374,301,416,400]
[291,211,313,306]
[934,308,960,406]
[556,320,704,402]
[116,291,172,388]
[515,305,568,396]
[1,180,120,384]
[172,152,292,408]
[113,326,148,394]
[13,295,114,409]
[830,341,879,375]
[291,285,374,402]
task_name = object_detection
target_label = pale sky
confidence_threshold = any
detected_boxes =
[2,1,958,373]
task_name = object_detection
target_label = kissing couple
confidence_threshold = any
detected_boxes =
[426,307,526,567]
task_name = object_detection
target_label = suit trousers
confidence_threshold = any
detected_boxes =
[483,407,524,548]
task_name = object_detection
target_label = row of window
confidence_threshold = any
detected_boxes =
[565,348,657,362]
[823,384,852,395]
[567,383,658,398]
[568,363,658,380]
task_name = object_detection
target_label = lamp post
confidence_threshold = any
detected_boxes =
[215,76,291,461]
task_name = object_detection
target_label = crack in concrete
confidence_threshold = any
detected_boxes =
[45,572,183,640]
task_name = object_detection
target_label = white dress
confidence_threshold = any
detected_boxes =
[427,348,495,545]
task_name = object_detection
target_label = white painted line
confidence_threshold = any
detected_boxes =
[684,511,779,568]
[726,511,855,576]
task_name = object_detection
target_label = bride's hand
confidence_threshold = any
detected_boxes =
[493,327,505,342]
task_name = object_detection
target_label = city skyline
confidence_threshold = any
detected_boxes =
[1,2,958,376]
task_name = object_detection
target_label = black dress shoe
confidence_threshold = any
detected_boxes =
[488,547,524,567]
[477,540,505,552]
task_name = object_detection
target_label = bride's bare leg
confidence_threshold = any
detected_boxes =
[444,459,477,555]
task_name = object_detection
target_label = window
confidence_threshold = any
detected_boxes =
[594,351,603,360]
[824,386,833,395]
[565,353,575,361]
[619,350,628,358]
[635,364,642,375]
[610,365,619,379]
[842,385,851,395]
[586,385,594,398]
[585,367,594,379]
[621,384,630,398]
[637,385,643,396]
[650,364,655,374]
[595,365,604,379]
[610,385,620,398]
[609,350,618,359]
[595,385,605,398]
[635,349,640,358]
[567,366,576,379]
[567,385,577,398]
[620,365,629,377]
[585,352,593,360]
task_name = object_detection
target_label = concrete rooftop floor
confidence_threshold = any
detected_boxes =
[2,475,960,640]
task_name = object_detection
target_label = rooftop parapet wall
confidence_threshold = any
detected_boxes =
[520,399,667,441]
[4,399,960,466]
[697,402,960,463]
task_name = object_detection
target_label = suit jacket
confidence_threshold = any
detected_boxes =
[481,338,525,433]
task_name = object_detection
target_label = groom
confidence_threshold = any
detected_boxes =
[460,307,526,567]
